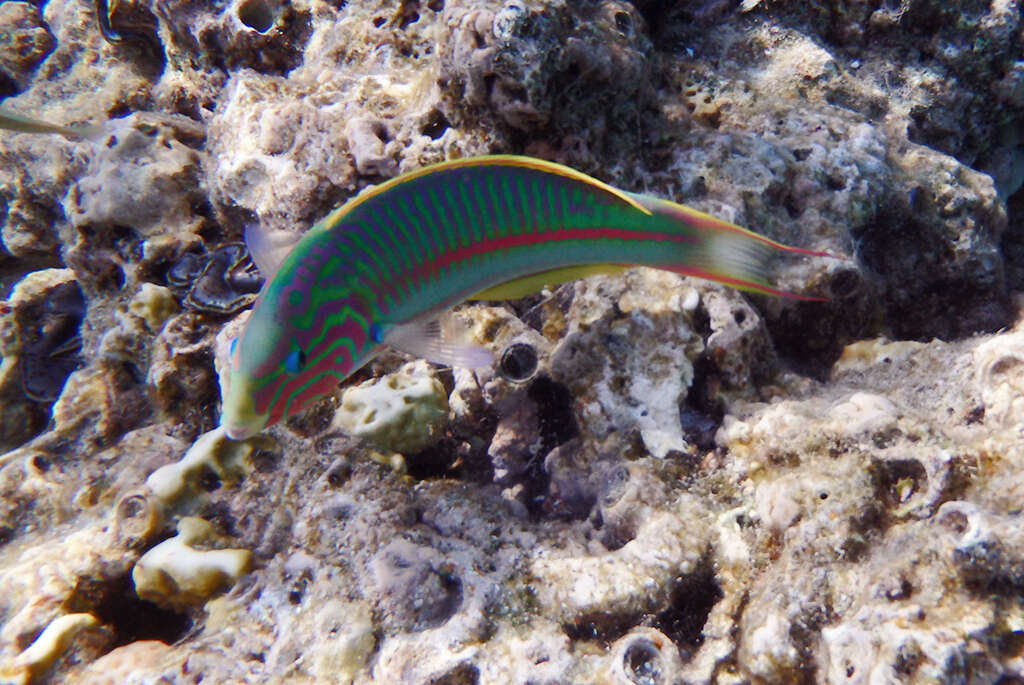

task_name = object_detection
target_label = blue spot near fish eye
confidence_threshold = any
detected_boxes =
[228,337,237,357]
[285,348,306,374]
[370,322,384,343]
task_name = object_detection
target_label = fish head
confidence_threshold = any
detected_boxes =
[220,272,376,440]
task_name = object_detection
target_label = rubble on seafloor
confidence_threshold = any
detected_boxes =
[1,0,1024,683]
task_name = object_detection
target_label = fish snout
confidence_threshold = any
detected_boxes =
[224,424,256,441]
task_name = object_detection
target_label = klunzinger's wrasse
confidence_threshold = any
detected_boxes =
[222,155,828,440]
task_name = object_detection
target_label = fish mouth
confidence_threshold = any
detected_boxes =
[224,424,256,441]
[222,412,269,441]
[220,382,270,441]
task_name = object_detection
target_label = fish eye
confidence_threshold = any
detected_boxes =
[284,348,307,374]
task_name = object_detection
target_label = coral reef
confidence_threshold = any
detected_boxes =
[132,516,252,610]
[1,0,1023,683]
[0,2,54,97]
[333,360,451,455]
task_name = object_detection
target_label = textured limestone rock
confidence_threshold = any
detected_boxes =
[0,269,83,451]
[0,2,54,95]
[145,426,257,503]
[0,613,104,685]
[530,500,708,623]
[333,360,450,455]
[132,516,252,610]
[438,0,653,161]
[63,117,204,236]
[551,269,705,458]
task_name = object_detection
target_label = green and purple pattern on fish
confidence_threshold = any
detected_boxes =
[224,155,825,438]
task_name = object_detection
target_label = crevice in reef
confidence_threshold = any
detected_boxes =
[67,572,192,648]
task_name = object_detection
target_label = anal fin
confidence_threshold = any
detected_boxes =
[471,265,627,300]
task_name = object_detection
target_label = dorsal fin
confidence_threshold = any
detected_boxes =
[315,155,653,230]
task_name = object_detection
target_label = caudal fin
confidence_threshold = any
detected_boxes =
[626,192,831,301]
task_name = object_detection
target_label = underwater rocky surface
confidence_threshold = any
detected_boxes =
[0,0,1023,682]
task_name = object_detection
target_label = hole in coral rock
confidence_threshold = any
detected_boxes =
[521,376,578,517]
[828,268,862,299]
[499,81,529,103]
[499,342,538,382]
[428,662,479,685]
[544,474,597,521]
[870,458,927,510]
[407,437,462,480]
[325,460,352,487]
[653,559,722,653]
[19,280,85,404]
[288,575,308,604]
[599,516,637,551]
[825,171,847,191]
[198,502,239,538]
[249,443,282,473]
[29,455,51,473]
[427,0,444,10]
[483,73,497,97]
[1003,185,1024,291]
[372,15,386,27]
[894,639,924,675]
[680,354,724,451]
[420,108,451,139]
[565,611,640,644]
[528,376,577,453]
[371,121,391,143]
[0,71,18,99]
[107,101,133,119]
[68,572,191,648]
[396,0,420,29]
[285,397,336,438]
[408,427,495,483]
[195,464,222,491]
[238,0,276,32]
[521,454,551,519]
[614,10,632,33]
[623,639,663,684]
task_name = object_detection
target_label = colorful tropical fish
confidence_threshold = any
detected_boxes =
[221,155,828,439]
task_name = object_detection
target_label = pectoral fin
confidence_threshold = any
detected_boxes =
[244,224,303,278]
[381,313,493,369]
